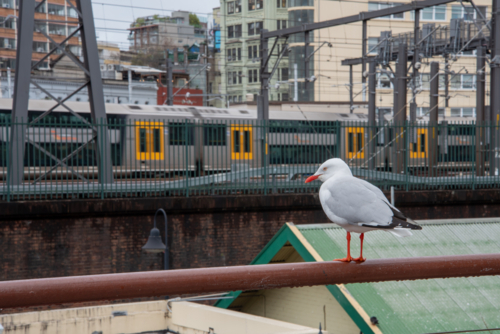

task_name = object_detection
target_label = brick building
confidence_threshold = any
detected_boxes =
[0,0,80,70]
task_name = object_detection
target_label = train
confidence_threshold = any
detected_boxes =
[0,99,481,180]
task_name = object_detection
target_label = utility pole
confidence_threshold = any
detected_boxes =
[258,29,269,121]
[362,20,367,102]
[476,46,486,176]
[410,9,420,145]
[429,62,439,176]
[349,65,354,113]
[394,43,408,174]
[304,30,311,95]
[368,61,376,170]
[166,52,173,106]
[490,0,500,176]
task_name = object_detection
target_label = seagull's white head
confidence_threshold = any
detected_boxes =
[304,158,352,183]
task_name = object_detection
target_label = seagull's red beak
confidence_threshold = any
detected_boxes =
[305,175,319,183]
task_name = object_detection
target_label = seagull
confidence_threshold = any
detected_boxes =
[305,158,422,262]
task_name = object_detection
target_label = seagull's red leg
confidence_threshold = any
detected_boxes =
[352,233,366,262]
[334,232,353,262]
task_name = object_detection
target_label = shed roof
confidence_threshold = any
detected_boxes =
[216,219,500,334]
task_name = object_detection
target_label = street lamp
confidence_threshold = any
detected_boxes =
[142,209,169,270]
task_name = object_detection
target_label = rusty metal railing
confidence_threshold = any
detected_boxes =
[0,254,499,309]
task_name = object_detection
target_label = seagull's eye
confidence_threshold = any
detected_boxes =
[323,167,327,171]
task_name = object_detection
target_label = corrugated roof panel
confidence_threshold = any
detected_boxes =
[297,222,500,334]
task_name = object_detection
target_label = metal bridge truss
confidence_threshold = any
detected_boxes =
[7,0,113,186]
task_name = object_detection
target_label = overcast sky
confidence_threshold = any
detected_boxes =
[92,0,220,50]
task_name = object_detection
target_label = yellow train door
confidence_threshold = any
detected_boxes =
[410,128,427,158]
[346,127,364,159]
[135,121,164,160]
[231,125,253,160]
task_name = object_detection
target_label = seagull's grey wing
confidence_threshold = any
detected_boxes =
[321,178,393,226]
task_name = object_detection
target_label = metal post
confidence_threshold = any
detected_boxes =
[166,56,174,106]
[429,62,439,176]
[304,31,310,92]
[259,30,269,121]
[410,10,420,145]
[362,20,367,102]
[77,0,113,184]
[8,0,35,185]
[294,63,298,102]
[368,61,376,170]
[349,64,354,113]
[395,43,408,174]
[476,46,486,176]
[444,55,450,107]
[128,69,132,103]
[490,0,500,176]
[7,67,11,98]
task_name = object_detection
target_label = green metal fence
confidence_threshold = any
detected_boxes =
[0,118,497,201]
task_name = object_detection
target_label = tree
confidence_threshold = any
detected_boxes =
[189,13,201,27]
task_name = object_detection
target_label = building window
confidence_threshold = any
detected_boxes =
[0,0,13,9]
[33,41,47,53]
[48,3,65,16]
[50,42,63,54]
[277,0,287,8]
[451,5,486,21]
[368,2,404,19]
[67,7,78,18]
[235,0,242,13]
[451,74,476,90]
[228,26,234,39]
[227,1,234,14]
[237,48,241,60]
[451,107,475,117]
[35,1,46,13]
[377,73,393,88]
[248,22,255,36]
[417,107,445,117]
[411,5,446,21]
[0,37,15,49]
[248,69,259,83]
[49,24,66,35]
[234,24,242,38]
[0,16,15,29]
[277,20,287,30]
[227,48,232,61]
[249,0,263,11]
[368,37,379,54]
[281,68,289,81]
[238,71,242,84]
[282,93,289,101]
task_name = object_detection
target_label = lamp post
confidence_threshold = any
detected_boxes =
[142,209,168,270]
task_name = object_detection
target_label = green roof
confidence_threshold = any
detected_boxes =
[217,219,500,334]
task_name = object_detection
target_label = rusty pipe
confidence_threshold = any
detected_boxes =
[1,254,499,309]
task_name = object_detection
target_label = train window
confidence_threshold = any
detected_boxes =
[153,128,161,153]
[233,131,240,153]
[348,133,354,153]
[169,122,194,146]
[420,133,426,153]
[139,129,147,153]
[447,125,475,136]
[244,131,251,153]
[346,127,364,159]
[135,121,164,160]
[269,145,337,164]
[269,120,338,134]
[204,124,227,146]
[231,125,253,160]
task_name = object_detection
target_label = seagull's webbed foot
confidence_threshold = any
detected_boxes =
[333,256,353,262]
[352,256,366,263]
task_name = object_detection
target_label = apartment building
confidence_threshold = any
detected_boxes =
[219,0,290,104]
[0,0,80,70]
[307,0,490,117]
[128,11,207,51]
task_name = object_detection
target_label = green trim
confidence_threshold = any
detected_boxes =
[214,223,376,334]
[326,285,375,334]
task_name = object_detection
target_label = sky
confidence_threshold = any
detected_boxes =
[91,0,220,50]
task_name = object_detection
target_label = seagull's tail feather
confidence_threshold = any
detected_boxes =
[389,228,413,237]
[389,206,422,230]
